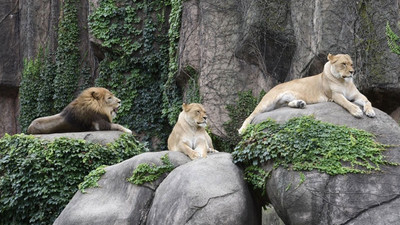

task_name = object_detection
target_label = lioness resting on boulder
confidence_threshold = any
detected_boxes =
[27,87,132,134]
[168,103,217,160]
[239,53,376,134]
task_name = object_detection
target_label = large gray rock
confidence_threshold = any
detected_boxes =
[32,131,126,145]
[54,152,259,225]
[178,0,400,135]
[253,102,400,225]
[53,151,191,225]
[147,152,258,225]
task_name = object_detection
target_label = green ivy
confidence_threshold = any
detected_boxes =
[162,0,183,126]
[19,0,88,131]
[127,153,175,185]
[19,48,45,131]
[89,0,184,149]
[244,166,269,195]
[78,165,107,193]
[0,133,148,225]
[233,116,396,175]
[386,21,400,55]
[53,0,81,112]
[212,90,265,153]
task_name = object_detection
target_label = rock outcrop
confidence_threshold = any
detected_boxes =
[53,152,259,225]
[33,131,126,145]
[253,102,400,225]
[179,0,400,135]
[1,0,399,138]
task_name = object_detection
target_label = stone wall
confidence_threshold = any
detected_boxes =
[0,0,399,136]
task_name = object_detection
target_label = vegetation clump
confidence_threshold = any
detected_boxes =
[127,154,175,185]
[0,133,148,224]
[232,116,396,193]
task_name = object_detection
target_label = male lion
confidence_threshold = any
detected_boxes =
[238,53,376,134]
[27,87,132,134]
[168,103,217,160]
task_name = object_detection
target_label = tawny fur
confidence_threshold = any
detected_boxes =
[27,87,132,134]
[168,103,217,160]
[238,53,375,134]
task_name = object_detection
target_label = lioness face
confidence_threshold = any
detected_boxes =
[328,54,355,79]
[183,103,208,128]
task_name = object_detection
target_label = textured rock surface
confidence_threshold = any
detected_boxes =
[54,152,259,225]
[147,152,258,225]
[33,131,126,145]
[253,102,400,225]
[179,0,400,135]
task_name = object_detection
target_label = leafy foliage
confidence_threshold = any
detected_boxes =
[244,166,269,194]
[127,153,175,185]
[19,0,88,132]
[212,90,265,153]
[78,165,107,193]
[0,133,148,225]
[53,0,81,112]
[19,48,45,131]
[90,0,183,149]
[386,21,400,55]
[233,116,396,176]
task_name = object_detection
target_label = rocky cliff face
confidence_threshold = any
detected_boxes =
[0,0,399,136]
[179,0,400,135]
[253,102,400,224]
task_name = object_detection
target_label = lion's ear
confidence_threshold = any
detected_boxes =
[182,103,190,112]
[327,53,337,63]
[91,91,101,100]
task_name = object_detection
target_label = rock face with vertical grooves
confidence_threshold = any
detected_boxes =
[253,102,400,225]
[53,151,259,225]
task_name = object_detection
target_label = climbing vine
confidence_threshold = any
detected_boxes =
[233,116,397,194]
[19,48,45,131]
[386,21,400,55]
[127,153,175,185]
[212,90,265,153]
[90,0,183,149]
[0,133,148,224]
[19,0,88,132]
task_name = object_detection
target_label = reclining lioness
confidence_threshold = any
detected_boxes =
[168,103,217,160]
[239,53,376,134]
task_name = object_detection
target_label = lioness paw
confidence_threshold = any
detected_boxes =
[189,151,201,160]
[351,107,363,118]
[365,108,376,118]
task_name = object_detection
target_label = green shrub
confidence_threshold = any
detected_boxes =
[212,90,265,153]
[127,153,175,185]
[386,21,400,55]
[0,133,148,225]
[233,116,396,175]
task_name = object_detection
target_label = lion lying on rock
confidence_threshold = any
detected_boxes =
[27,87,132,134]
[168,103,217,160]
[239,53,376,134]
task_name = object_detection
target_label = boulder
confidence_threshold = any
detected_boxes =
[32,131,126,145]
[147,152,258,225]
[54,151,191,225]
[253,102,400,225]
[178,0,400,135]
[54,152,259,225]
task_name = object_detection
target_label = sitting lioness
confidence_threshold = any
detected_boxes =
[168,103,217,159]
[239,53,376,134]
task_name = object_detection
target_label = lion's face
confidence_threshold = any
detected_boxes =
[328,54,355,79]
[182,103,208,128]
[88,87,121,118]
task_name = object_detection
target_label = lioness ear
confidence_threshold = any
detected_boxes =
[91,91,101,100]
[327,53,337,63]
[182,103,191,112]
